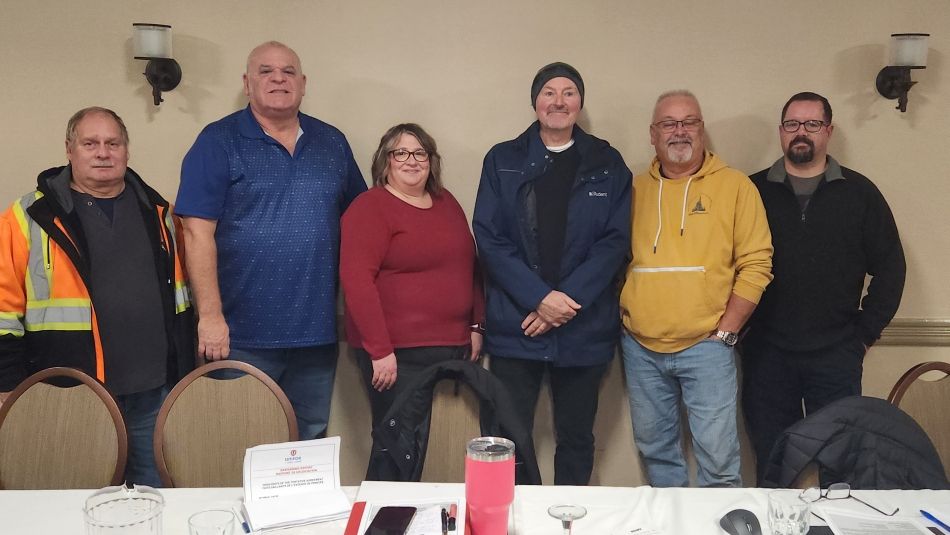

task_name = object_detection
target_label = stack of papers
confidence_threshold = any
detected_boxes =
[242,436,351,531]
[823,509,934,535]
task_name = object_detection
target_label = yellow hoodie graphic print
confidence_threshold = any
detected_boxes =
[619,151,773,353]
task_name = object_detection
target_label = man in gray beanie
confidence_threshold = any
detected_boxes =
[473,62,631,485]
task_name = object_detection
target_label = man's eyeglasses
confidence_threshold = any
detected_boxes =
[781,119,828,133]
[389,149,430,163]
[652,118,704,133]
[801,483,899,516]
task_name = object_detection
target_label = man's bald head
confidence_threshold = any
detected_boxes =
[243,41,307,121]
[246,41,302,74]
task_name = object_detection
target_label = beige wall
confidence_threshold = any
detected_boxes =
[2,0,948,486]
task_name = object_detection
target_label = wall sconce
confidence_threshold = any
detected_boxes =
[132,23,182,106]
[876,33,930,112]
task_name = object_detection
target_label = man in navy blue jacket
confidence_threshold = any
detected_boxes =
[472,62,631,485]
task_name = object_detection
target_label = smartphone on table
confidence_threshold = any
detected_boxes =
[365,506,417,535]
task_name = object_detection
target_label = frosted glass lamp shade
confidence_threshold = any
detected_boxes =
[133,23,173,59]
[888,33,929,68]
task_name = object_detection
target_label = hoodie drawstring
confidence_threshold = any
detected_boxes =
[653,176,695,253]
[653,179,663,253]
[680,176,694,236]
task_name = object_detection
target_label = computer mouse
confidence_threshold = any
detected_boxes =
[719,508,762,535]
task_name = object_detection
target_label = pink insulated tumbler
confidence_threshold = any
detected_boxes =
[465,437,515,535]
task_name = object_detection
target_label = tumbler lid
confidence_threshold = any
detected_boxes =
[466,436,515,462]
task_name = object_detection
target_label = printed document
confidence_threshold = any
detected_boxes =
[242,436,351,531]
[824,509,931,535]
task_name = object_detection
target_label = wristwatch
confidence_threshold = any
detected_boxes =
[715,330,739,347]
[470,323,486,334]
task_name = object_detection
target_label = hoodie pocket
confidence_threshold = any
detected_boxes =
[626,265,716,339]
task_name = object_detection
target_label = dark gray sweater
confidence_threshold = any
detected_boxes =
[748,157,905,350]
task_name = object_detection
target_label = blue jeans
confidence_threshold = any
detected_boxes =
[115,385,167,488]
[621,333,741,487]
[226,344,338,440]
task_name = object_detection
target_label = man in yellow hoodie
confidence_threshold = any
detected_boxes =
[619,90,773,487]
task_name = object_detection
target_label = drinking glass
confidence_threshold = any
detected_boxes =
[188,509,235,535]
[83,485,164,535]
[768,489,811,535]
[548,504,587,535]
[465,437,515,535]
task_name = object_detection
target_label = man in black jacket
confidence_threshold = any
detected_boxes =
[743,92,905,484]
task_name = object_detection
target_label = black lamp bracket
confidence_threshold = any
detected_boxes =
[143,58,182,106]
[876,65,924,113]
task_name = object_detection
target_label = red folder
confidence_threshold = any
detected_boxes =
[344,501,367,535]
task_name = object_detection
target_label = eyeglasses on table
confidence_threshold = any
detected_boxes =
[800,482,899,519]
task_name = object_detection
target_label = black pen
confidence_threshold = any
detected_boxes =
[441,507,449,535]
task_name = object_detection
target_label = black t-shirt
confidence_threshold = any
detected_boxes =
[534,144,580,286]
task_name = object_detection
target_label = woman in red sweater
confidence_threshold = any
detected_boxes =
[340,123,485,430]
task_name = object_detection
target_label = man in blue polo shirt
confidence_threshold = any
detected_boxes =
[175,41,366,439]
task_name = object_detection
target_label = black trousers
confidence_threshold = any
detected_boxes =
[489,356,608,485]
[741,335,864,484]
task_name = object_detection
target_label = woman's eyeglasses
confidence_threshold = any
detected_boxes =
[389,149,429,162]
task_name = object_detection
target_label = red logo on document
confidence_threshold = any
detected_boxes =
[290,449,297,456]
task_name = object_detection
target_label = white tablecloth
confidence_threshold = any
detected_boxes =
[0,486,359,534]
[1,484,949,534]
[511,485,950,534]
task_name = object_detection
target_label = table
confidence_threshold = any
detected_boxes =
[1,484,948,534]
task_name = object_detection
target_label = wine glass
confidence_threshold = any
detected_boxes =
[548,504,587,535]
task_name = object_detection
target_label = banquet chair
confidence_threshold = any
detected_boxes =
[153,360,297,487]
[420,378,482,482]
[887,361,950,480]
[0,367,127,489]
[790,463,819,489]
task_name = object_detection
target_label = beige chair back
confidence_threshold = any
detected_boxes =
[888,361,950,480]
[420,378,482,483]
[0,367,127,489]
[154,360,298,487]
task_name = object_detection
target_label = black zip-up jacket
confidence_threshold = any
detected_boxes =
[762,396,949,490]
[748,157,905,351]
